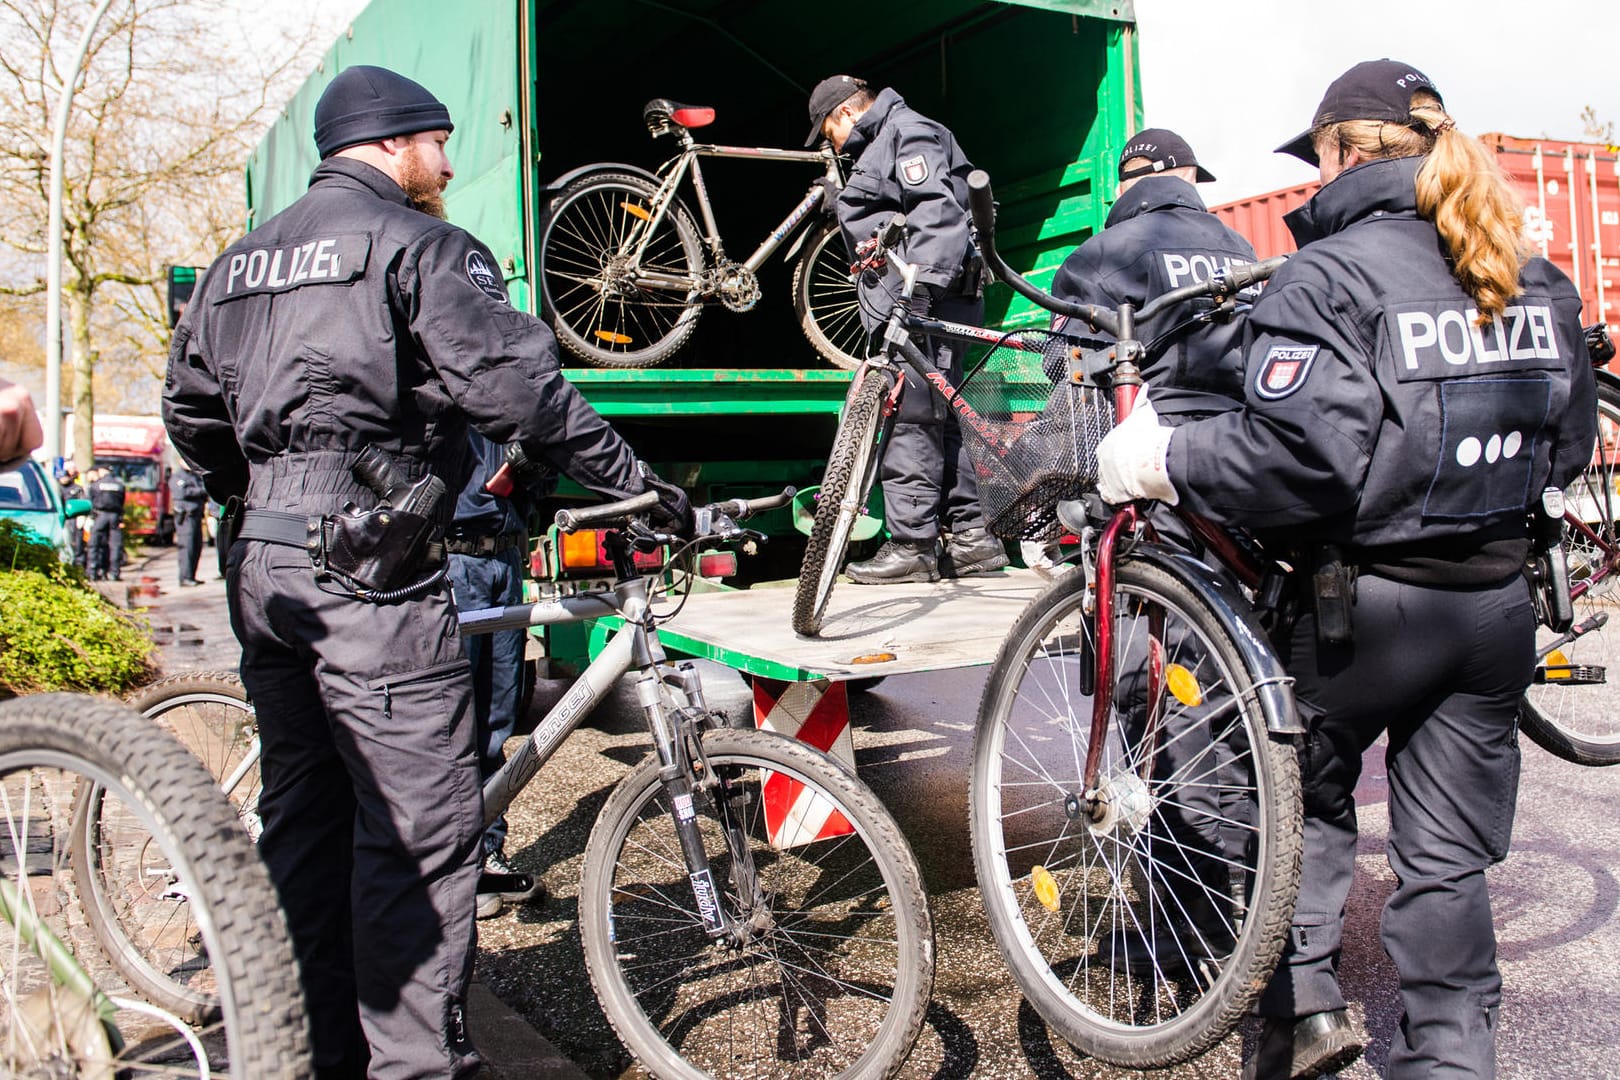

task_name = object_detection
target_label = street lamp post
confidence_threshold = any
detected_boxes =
[45,0,120,465]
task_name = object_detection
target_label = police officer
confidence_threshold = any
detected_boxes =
[163,65,689,1080]
[1051,128,1257,420]
[59,465,88,569]
[170,465,208,586]
[87,466,126,581]
[806,75,1008,583]
[445,432,549,920]
[1096,60,1599,1079]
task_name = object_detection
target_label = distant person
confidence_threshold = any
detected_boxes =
[59,465,88,568]
[170,466,208,586]
[0,378,42,461]
[87,467,126,581]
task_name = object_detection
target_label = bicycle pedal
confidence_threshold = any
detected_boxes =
[1535,663,1605,685]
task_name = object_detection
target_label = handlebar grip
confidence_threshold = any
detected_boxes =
[967,170,995,241]
[878,213,907,251]
[554,489,661,533]
[709,486,796,518]
[1222,255,1289,292]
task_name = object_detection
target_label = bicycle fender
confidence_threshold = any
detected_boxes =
[543,161,664,198]
[1595,367,1620,395]
[1128,543,1304,735]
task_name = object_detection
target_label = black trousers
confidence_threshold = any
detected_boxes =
[175,506,205,581]
[88,509,122,579]
[1260,571,1533,1079]
[228,539,482,1080]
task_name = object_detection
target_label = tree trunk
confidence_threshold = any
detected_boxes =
[68,281,97,473]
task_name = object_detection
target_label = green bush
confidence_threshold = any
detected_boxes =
[0,524,155,694]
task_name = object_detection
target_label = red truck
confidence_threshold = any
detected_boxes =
[91,415,174,545]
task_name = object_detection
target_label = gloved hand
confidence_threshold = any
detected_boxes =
[908,285,936,320]
[504,443,557,499]
[1095,389,1178,505]
[638,463,694,538]
[811,175,840,216]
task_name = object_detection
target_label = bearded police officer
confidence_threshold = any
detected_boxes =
[164,65,689,1080]
[1097,60,1599,1079]
[170,466,208,586]
[807,75,1008,583]
[87,467,126,581]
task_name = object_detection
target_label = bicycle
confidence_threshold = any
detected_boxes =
[0,692,308,1078]
[538,97,864,369]
[103,490,936,1079]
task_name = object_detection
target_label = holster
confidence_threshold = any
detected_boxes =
[215,496,242,579]
[1310,544,1356,645]
[314,506,441,593]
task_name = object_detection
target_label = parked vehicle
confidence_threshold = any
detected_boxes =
[90,415,174,545]
[0,459,91,560]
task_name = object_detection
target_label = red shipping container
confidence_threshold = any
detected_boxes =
[1210,134,1620,347]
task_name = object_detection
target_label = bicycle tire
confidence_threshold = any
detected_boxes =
[539,172,705,368]
[579,726,933,1080]
[0,693,309,1078]
[970,562,1302,1068]
[1521,377,1620,766]
[792,221,867,370]
[792,369,890,636]
[69,672,262,1022]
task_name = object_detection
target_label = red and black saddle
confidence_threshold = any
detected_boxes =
[642,98,716,133]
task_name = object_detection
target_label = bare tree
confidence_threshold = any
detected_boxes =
[1580,105,1615,147]
[0,0,324,464]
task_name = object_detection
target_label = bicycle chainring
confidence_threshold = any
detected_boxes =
[710,264,760,313]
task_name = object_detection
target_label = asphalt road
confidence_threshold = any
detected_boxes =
[132,546,1620,1079]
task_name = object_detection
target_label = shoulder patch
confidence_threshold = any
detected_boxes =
[465,250,508,304]
[1254,344,1319,400]
[899,154,929,186]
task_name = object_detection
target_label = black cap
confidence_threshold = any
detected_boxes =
[1276,59,1442,165]
[313,65,454,159]
[1117,127,1215,183]
[805,74,868,147]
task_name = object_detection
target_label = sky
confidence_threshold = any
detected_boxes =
[1133,0,1620,207]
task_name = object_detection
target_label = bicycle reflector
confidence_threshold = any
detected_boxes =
[619,201,651,221]
[697,551,737,578]
[594,330,633,345]
[1030,864,1061,913]
[558,530,665,572]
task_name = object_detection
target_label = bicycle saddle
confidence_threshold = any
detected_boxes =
[643,98,716,131]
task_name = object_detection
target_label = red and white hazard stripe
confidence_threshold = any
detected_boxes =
[752,678,856,848]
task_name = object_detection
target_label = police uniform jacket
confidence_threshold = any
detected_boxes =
[163,157,644,520]
[835,89,977,332]
[1051,176,1257,419]
[1169,155,1599,584]
[89,476,126,513]
[170,470,208,513]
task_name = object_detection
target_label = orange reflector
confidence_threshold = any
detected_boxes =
[1166,664,1204,707]
[1545,648,1573,679]
[559,530,608,570]
[593,330,633,345]
[849,652,897,665]
[1031,865,1060,913]
[620,201,651,221]
[698,552,738,578]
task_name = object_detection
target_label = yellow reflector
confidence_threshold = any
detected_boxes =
[559,530,606,570]
[1545,648,1573,679]
[1165,664,1204,707]
[849,652,897,665]
[1031,865,1060,913]
[620,201,651,221]
[593,330,633,345]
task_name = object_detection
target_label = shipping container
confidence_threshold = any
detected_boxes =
[1210,134,1620,348]
[243,0,1143,587]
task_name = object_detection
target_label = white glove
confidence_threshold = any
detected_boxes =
[1095,389,1178,505]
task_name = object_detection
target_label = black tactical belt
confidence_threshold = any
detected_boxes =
[443,533,525,556]
[237,509,317,550]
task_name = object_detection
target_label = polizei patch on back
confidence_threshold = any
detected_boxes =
[1255,344,1319,400]
[465,250,508,303]
[899,154,929,186]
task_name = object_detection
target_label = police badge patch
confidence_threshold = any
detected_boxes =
[465,251,508,303]
[899,154,929,186]
[1254,344,1319,400]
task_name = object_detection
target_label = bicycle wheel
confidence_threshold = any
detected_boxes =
[970,561,1302,1067]
[1521,377,1620,766]
[0,693,308,1078]
[539,171,705,368]
[580,727,933,1080]
[792,368,891,636]
[129,671,260,835]
[792,221,866,370]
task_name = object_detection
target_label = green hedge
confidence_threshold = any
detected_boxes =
[0,521,156,694]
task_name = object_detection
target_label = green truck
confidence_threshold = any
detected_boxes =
[248,0,1141,669]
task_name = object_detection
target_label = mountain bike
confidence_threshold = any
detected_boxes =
[101,490,936,1079]
[0,692,308,1078]
[538,97,864,369]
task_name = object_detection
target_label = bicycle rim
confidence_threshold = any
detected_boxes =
[0,694,309,1078]
[793,222,867,370]
[133,674,261,835]
[540,173,704,368]
[970,564,1301,1067]
[580,728,933,1080]
[1522,378,1620,765]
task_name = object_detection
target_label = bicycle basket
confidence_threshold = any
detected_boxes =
[953,330,1115,542]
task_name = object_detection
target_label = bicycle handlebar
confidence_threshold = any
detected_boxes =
[554,486,797,537]
[555,490,661,532]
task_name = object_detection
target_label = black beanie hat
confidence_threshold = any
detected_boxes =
[313,65,454,159]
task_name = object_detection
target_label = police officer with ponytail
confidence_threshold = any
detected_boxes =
[1096,59,1598,1078]
[164,65,689,1079]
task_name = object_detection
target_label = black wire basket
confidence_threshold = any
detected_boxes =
[952,330,1115,542]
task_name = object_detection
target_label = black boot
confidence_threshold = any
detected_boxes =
[845,540,939,584]
[940,527,1010,577]
[1242,1009,1365,1080]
